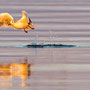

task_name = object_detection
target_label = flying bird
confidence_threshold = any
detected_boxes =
[0,11,36,33]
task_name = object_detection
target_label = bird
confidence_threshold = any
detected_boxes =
[0,11,36,33]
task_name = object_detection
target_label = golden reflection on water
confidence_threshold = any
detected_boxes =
[0,58,32,87]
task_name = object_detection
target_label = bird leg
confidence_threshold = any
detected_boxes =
[24,29,28,33]
[28,25,35,30]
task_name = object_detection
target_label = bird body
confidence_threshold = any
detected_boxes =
[11,20,28,29]
[0,11,36,33]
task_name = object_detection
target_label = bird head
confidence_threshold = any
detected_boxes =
[28,18,32,25]
[27,18,37,30]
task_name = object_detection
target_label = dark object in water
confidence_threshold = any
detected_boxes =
[23,43,76,48]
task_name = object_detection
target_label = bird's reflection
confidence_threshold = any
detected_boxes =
[0,58,32,87]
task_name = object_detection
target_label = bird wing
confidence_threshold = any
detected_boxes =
[0,13,13,26]
[18,11,28,23]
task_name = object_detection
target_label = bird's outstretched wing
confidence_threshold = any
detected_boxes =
[18,11,28,23]
[0,13,13,26]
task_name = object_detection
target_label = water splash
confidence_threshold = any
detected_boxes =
[16,42,77,48]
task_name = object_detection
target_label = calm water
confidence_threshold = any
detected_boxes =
[0,0,90,90]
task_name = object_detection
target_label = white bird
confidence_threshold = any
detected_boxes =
[0,10,37,33]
